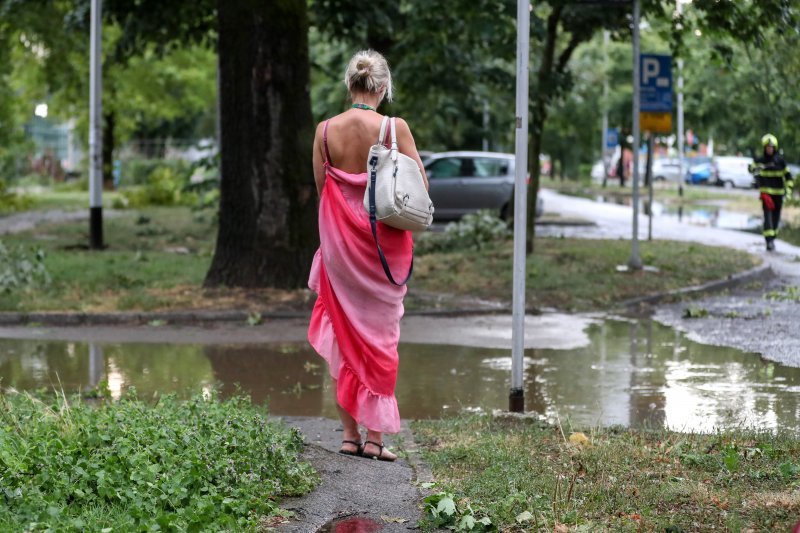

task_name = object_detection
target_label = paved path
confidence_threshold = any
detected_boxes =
[0,208,120,235]
[277,417,425,532]
[539,188,800,366]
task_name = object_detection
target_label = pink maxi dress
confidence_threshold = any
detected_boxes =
[307,120,413,434]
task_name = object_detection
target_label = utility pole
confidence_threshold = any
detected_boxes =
[509,0,530,413]
[677,0,685,197]
[602,31,610,182]
[629,0,643,269]
[89,0,104,249]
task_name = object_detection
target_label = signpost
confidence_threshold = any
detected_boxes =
[629,0,642,270]
[639,53,672,245]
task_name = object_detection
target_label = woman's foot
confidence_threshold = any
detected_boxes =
[362,440,397,462]
[339,438,363,456]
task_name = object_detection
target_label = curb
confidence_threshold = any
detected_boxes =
[619,262,773,308]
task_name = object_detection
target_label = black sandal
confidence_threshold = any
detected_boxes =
[339,439,363,456]
[362,440,396,462]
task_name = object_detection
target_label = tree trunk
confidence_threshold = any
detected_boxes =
[102,110,115,187]
[205,0,318,288]
[526,122,544,254]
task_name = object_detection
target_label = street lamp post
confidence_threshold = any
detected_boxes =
[677,0,685,197]
[89,0,104,249]
[629,0,643,270]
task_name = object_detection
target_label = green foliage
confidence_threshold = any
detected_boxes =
[0,390,317,531]
[0,180,34,213]
[764,285,800,302]
[0,241,50,293]
[683,307,710,319]
[423,487,492,532]
[415,415,800,531]
[415,211,510,255]
[121,163,196,207]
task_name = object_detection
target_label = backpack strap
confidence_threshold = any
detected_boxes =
[322,120,332,165]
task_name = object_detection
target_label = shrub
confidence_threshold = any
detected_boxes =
[0,180,34,212]
[0,241,50,292]
[415,210,511,255]
[121,165,196,208]
[0,390,318,531]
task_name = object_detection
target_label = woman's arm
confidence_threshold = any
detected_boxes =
[312,122,326,196]
[395,118,429,191]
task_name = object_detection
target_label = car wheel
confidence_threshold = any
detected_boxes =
[655,175,666,182]
[723,180,734,189]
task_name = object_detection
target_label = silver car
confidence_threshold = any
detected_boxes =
[424,151,541,220]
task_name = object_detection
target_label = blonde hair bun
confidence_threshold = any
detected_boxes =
[344,50,393,103]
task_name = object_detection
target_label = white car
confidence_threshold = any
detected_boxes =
[651,157,686,182]
[715,156,755,189]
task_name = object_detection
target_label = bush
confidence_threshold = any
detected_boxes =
[415,210,511,254]
[0,241,50,292]
[120,158,191,187]
[0,390,318,531]
[121,165,196,208]
[0,180,34,212]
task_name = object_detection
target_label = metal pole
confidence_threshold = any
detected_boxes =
[88,343,104,388]
[509,0,530,413]
[89,0,103,249]
[602,31,610,183]
[629,0,642,269]
[677,0,685,198]
[647,134,654,240]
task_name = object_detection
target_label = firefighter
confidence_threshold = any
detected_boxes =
[749,134,793,251]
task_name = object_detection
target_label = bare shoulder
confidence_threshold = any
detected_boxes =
[393,117,415,136]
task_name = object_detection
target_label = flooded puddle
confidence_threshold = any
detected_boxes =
[317,517,383,532]
[1,319,798,433]
[590,194,761,231]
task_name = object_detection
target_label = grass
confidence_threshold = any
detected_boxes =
[413,239,761,312]
[0,389,317,531]
[413,415,800,531]
[0,201,759,313]
[0,206,314,313]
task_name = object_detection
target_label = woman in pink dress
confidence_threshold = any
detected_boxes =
[307,50,428,462]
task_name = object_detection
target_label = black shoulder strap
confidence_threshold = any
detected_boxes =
[368,153,413,286]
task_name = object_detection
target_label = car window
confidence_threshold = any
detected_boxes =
[426,158,463,179]
[473,158,511,177]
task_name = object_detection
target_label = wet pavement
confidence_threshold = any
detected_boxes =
[3,317,798,433]
[539,188,800,366]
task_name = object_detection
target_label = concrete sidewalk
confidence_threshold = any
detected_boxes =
[276,417,426,532]
[540,188,800,366]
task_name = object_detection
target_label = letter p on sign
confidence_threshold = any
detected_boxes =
[642,57,663,86]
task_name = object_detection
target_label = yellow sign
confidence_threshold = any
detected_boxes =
[640,112,672,133]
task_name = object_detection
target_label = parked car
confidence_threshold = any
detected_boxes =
[684,156,717,185]
[715,156,755,189]
[424,151,543,221]
[651,157,686,182]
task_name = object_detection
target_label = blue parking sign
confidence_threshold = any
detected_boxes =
[640,54,672,113]
[606,128,619,149]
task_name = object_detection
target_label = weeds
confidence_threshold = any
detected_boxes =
[0,389,317,531]
[414,415,800,531]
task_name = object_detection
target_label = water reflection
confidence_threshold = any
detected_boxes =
[1,319,799,433]
[594,194,761,231]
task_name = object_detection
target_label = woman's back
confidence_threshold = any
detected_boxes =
[324,111,385,174]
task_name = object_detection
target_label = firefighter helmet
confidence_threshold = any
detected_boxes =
[761,133,779,149]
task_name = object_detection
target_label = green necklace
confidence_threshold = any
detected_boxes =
[351,103,376,111]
